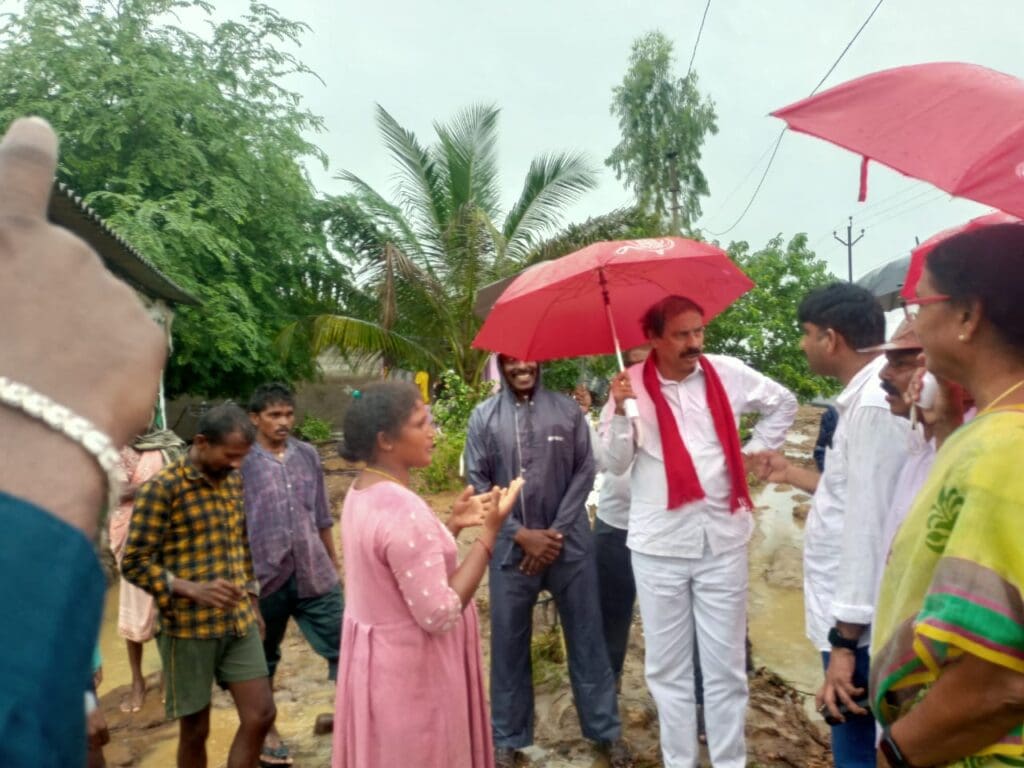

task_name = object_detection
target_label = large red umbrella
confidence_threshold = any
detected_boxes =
[471,237,752,363]
[772,62,1024,214]
[900,211,1020,300]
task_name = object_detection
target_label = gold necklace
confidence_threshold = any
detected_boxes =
[981,378,1024,414]
[363,466,405,485]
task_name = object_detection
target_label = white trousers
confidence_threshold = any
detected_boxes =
[632,545,748,768]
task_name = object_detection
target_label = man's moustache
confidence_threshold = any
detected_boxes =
[880,380,901,397]
[680,349,702,358]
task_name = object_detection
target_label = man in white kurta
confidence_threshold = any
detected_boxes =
[604,296,797,768]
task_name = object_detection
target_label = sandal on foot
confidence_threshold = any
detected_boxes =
[259,743,294,767]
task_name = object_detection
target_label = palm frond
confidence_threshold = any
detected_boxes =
[308,314,443,370]
[503,152,598,261]
[374,104,449,243]
[432,104,502,219]
[336,171,423,259]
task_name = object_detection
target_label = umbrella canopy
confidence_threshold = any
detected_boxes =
[471,237,753,361]
[900,211,1020,300]
[855,255,912,311]
[772,62,1024,215]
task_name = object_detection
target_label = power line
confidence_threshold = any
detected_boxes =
[705,129,785,237]
[809,0,886,96]
[868,190,951,229]
[810,184,939,250]
[687,0,713,78]
[855,187,945,227]
[699,133,784,225]
[702,0,886,237]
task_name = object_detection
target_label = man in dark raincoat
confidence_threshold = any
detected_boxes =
[465,356,632,768]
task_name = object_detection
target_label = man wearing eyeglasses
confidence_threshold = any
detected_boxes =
[752,283,910,768]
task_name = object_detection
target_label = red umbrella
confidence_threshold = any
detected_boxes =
[900,211,1020,300]
[772,62,1024,214]
[471,237,752,363]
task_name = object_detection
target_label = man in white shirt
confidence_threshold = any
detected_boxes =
[590,346,650,686]
[754,283,909,768]
[605,296,797,768]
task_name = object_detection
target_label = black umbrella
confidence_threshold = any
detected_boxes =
[855,254,910,311]
[472,263,548,319]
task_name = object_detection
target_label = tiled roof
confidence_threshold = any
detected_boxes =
[48,182,200,306]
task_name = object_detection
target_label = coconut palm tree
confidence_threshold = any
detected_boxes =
[280,103,597,383]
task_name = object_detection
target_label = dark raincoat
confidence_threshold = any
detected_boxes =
[464,369,595,566]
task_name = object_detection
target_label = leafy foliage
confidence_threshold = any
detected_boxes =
[430,371,495,433]
[414,371,495,493]
[294,414,333,442]
[704,234,840,401]
[606,31,718,230]
[280,104,597,384]
[0,0,347,396]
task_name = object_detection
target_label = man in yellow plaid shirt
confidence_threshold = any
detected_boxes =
[122,403,275,768]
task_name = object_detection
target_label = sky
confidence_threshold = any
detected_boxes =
[178,0,1022,282]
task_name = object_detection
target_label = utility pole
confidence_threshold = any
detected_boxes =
[834,216,865,282]
[665,150,682,236]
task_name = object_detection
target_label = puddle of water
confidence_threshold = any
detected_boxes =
[748,484,822,701]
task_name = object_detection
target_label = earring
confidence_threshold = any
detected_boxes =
[958,334,967,341]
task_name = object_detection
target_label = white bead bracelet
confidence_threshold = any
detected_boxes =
[0,375,122,513]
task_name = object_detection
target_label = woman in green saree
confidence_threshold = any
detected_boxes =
[872,222,1024,768]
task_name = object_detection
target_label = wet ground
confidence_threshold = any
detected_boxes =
[95,406,831,767]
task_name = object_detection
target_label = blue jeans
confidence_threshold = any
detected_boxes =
[821,647,876,768]
[489,553,621,748]
[593,518,636,680]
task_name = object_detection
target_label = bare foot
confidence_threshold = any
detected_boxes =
[119,680,146,713]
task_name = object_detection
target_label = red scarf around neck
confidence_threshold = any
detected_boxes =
[641,353,752,512]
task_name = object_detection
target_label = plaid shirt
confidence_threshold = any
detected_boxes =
[121,454,258,639]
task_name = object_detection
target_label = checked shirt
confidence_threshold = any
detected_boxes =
[121,454,258,639]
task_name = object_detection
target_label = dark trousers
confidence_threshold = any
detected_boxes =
[489,553,622,749]
[593,518,636,680]
[821,647,876,768]
[259,574,343,681]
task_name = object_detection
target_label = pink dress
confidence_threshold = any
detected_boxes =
[333,481,494,768]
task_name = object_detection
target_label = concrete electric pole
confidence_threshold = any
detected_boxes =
[834,216,865,282]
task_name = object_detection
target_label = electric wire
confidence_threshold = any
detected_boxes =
[687,0,713,78]
[702,0,887,237]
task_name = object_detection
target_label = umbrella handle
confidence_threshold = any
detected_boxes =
[602,274,643,427]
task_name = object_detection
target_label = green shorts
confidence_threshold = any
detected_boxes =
[157,626,268,719]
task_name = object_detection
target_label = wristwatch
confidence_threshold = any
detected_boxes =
[880,724,916,767]
[828,626,859,651]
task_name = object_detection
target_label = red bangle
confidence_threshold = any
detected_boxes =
[477,538,493,559]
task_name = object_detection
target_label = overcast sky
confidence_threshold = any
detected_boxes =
[180,0,1021,281]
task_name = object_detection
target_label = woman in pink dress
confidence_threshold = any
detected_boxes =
[333,382,521,768]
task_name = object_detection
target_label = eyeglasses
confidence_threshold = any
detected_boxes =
[901,294,951,321]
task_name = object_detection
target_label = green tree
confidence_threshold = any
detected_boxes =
[704,234,839,400]
[606,31,718,232]
[0,0,345,396]
[285,104,596,384]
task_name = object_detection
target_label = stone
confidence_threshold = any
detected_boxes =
[313,712,334,735]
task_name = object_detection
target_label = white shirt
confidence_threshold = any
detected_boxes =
[876,430,936,598]
[591,400,632,530]
[803,356,910,650]
[605,355,797,558]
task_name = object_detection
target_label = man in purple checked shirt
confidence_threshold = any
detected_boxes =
[242,382,343,766]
